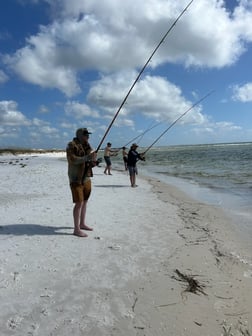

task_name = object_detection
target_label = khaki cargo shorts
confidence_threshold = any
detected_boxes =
[70,179,91,203]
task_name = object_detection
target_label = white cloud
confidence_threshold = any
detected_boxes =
[0,101,30,126]
[39,125,59,135]
[64,101,100,119]
[38,105,50,114]
[0,70,9,84]
[232,82,252,102]
[188,120,243,146]
[88,72,208,127]
[215,121,242,131]
[32,117,50,127]
[3,0,252,96]
[30,118,59,139]
[192,119,242,136]
[4,31,80,97]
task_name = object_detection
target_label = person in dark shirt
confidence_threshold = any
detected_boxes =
[127,143,145,187]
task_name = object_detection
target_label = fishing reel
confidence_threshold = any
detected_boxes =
[96,157,102,166]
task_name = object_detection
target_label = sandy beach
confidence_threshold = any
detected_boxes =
[0,153,251,336]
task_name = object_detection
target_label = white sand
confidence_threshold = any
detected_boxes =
[0,153,251,335]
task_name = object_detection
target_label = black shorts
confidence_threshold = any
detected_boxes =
[104,156,111,166]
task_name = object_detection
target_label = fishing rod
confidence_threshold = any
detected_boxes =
[131,121,156,146]
[123,117,172,148]
[123,89,211,148]
[142,90,214,155]
[123,121,158,148]
[95,0,194,152]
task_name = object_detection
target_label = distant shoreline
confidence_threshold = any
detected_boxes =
[0,148,65,156]
[1,141,252,156]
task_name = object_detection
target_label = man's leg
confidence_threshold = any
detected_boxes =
[130,173,134,187]
[80,200,93,230]
[73,201,88,237]
[132,173,136,187]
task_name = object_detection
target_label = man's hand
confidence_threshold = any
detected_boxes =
[89,150,97,161]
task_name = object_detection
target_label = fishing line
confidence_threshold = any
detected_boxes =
[95,0,194,152]
[123,121,157,148]
[136,121,155,145]
[143,90,214,155]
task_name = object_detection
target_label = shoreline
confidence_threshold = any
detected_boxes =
[0,153,251,335]
[138,173,252,334]
[146,173,252,264]
[138,166,252,257]
[122,159,252,246]
[110,167,252,334]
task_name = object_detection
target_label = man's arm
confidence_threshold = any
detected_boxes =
[66,143,94,164]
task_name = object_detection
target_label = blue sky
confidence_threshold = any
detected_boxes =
[1,0,252,150]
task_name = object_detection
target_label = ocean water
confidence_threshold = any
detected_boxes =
[113,142,252,236]
[142,142,252,204]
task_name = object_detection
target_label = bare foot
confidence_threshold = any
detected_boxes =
[80,225,93,231]
[73,230,88,237]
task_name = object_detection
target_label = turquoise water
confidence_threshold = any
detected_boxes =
[113,142,252,234]
[141,142,252,203]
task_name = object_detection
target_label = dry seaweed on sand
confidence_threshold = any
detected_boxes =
[173,269,208,296]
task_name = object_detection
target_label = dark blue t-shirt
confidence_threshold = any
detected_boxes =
[127,149,140,167]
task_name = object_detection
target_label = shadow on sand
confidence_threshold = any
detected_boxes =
[94,184,129,188]
[0,224,72,236]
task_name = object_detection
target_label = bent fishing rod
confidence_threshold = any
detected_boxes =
[123,119,167,148]
[123,90,213,149]
[122,122,159,148]
[142,90,214,155]
[95,0,194,152]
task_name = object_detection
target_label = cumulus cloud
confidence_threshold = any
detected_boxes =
[232,82,252,102]
[87,71,208,127]
[0,101,30,126]
[1,0,252,148]
[216,121,242,131]
[190,121,242,144]
[38,105,50,114]
[39,125,59,135]
[3,0,252,96]
[32,117,50,127]
[29,118,60,143]
[64,101,100,119]
[4,31,80,97]
[0,70,9,84]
